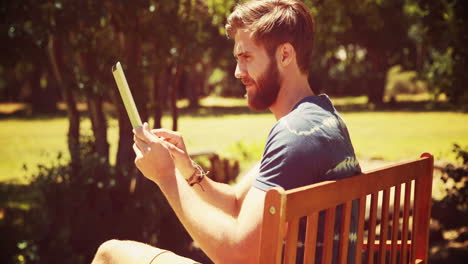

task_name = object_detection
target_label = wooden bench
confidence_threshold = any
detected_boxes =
[259,153,434,264]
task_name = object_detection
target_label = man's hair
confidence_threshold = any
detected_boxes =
[226,0,315,73]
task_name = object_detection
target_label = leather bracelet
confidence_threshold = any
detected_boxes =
[186,161,208,190]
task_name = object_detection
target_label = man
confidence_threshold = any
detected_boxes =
[92,0,361,263]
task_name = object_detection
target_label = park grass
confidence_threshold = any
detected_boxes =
[1,98,467,183]
[343,112,468,162]
[0,114,275,183]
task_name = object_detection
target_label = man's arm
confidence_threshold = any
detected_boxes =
[158,170,265,264]
[148,127,259,217]
[133,124,265,263]
[187,162,260,217]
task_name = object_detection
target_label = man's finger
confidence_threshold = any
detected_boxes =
[134,122,159,144]
[135,137,151,153]
[162,140,185,157]
[133,126,151,143]
[151,128,185,149]
[151,128,179,140]
[133,143,143,158]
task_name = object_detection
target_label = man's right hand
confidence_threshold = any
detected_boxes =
[133,123,176,184]
[150,128,196,180]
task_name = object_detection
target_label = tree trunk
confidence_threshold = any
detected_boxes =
[29,65,59,114]
[78,53,109,161]
[187,63,201,109]
[170,63,182,131]
[152,70,163,129]
[47,35,80,177]
[91,95,108,159]
[367,49,386,105]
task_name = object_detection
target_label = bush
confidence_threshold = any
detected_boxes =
[430,144,468,264]
[0,138,211,264]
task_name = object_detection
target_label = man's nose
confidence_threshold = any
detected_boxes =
[234,62,247,79]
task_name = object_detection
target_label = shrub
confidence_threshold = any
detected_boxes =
[0,137,211,264]
[430,144,468,264]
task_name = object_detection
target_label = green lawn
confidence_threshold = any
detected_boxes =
[344,112,468,162]
[1,101,467,182]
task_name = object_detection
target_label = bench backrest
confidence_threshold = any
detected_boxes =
[259,153,434,264]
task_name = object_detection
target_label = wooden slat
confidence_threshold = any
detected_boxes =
[355,196,367,264]
[366,193,378,264]
[322,207,336,264]
[338,201,352,264]
[283,218,300,264]
[390,185,401,264]
[379,188,390,264]
[259,187,286,264]
[284,157,432,221]
[412,153,434,263]
[303,212,319,264]
[400,181,412,264]
[411,183,419,264]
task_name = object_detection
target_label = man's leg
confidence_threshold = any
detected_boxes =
[91,239,201,264]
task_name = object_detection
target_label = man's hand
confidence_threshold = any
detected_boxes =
[133,122,176,184]
[151,128,196,180]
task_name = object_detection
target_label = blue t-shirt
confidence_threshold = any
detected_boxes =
[254,94,361,191]
[254,94,361,264]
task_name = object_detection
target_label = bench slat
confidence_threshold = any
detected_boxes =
[355,196,367,264]
[366,193,378,264]
[283,218,299,264]
[260,188,285,264]
[412,154,434,262]
[322,207,336,264]
[400,181,413,263]
[338,201,352,264]
[379,188,391,264]
[303,212,318,264]
[390,184,402,264]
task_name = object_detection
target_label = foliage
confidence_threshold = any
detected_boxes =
[430,144,468,263]
[415,0,468,109]
[0,0,238,176]
[309,0,417,104]
[0,137,211,264]
[432,144,468,229]
[2,0,467,114]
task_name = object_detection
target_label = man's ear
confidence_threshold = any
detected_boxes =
[277,43,295,67]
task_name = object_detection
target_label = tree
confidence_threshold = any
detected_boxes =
[310,0,418,104]
[0,1,60,113]
[416,0,468,107]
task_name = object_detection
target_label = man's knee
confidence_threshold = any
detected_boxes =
[92,239,121,264]
[91,239,199,264]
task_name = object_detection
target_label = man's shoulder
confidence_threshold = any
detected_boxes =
[282,94,336,126]
[267,96,339,145]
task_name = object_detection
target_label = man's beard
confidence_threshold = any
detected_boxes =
[245,58,281,111]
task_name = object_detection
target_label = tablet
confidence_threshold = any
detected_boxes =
[112,62,143,128]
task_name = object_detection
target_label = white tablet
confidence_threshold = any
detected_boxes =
[112,62,143,128]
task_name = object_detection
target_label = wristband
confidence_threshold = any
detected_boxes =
[186,161,208,190]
